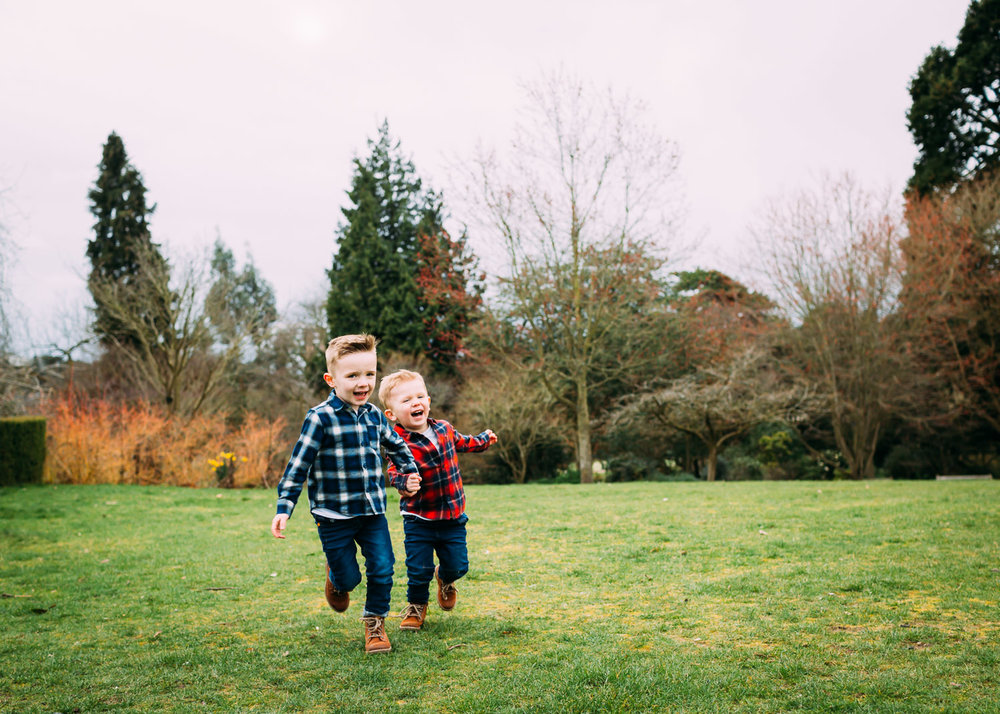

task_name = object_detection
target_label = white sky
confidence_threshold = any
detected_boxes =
[0,0,972,354]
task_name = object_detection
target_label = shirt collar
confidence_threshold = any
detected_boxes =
[394,417,439,437]
[329,391,374,415]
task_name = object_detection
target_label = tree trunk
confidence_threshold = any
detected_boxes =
[576,380,593,484]
[516,447,528,485]
[706,443,719,482]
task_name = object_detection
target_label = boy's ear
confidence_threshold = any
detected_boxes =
[384,407,396,422]
[323,373,335,387]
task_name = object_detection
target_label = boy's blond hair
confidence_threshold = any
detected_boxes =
[325,333,379,373]
[378,369,424,408]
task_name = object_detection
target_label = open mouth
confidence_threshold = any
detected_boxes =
[410,407,425,418]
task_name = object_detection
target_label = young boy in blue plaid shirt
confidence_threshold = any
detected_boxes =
[270,334,420,654]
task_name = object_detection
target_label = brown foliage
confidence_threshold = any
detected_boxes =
[42,393,287,488]
[901,177,1000,432]
[414,230,484,369]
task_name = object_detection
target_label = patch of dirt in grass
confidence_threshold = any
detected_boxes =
[735,639,778,651]
[829,624,869,633]
[902,591,941,614]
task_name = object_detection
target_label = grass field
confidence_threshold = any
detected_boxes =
[1,480,998,713]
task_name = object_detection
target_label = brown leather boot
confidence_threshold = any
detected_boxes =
[325,565,349,612]
[399,603,428,631]
[435,566,457,611]
[362,616,392,654]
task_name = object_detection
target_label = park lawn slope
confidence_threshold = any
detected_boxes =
[1,480,998,712]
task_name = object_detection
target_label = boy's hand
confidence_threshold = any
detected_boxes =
[485,429,498,446]
[401,473,421,497]
[271,514,289,539]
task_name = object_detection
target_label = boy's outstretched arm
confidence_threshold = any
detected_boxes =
[454,427,498,453]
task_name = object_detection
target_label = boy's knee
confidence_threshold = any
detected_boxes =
[408,561,435,583]
[329,567,362,592]
[366,553,394,582]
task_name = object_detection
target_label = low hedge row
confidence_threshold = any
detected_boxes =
[0,416,46,486]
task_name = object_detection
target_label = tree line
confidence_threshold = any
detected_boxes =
[2,0,998,484]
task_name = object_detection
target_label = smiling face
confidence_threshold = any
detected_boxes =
[324,349,377,409]
[383,376,431,432]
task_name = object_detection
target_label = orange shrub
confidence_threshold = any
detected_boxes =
[43,394,288,488]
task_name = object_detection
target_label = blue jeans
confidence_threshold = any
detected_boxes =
[316,514,394,617]
[402,513,469,605]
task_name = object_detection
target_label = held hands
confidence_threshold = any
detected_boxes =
[398,473,422,498]
[485,429,498,446]
[271,513,289,539]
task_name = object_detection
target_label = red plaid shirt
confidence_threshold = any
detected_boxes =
[387,418,493,520]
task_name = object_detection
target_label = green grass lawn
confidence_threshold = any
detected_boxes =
[1,480,998,713]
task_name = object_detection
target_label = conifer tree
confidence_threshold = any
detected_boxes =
[907,0,1000,194]
[327,122,481,366]
[86,132,168,347]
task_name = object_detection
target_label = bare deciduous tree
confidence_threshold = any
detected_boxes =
[88,244,269,416]
[461,365,563,484]
[753,174,911,479]
[464,71,686,483]
[614,345,813,482]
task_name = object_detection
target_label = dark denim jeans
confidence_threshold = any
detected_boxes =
[402,513,469,605]
[316,513,394,617]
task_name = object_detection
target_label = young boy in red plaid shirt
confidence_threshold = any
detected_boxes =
[378,369,497,631]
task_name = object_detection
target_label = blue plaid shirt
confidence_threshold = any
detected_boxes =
[276,392,418,518]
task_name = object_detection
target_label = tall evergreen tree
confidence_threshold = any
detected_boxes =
[907,0,1000,194]
[327,122,480,365]
[86,132,168,346]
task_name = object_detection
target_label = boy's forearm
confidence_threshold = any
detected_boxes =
[386,465,409,490]
[456,430,495,453]
[384,433,419,476]
[275,469,305,515]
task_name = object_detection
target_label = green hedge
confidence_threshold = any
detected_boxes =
[0,416,46,486]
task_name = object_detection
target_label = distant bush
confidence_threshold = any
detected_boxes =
[656,471,699,482]
[42,395,288,488]
[726,454,764,480]
[604,454,664,482]
[0,416,46,486]
[883,444,937,480]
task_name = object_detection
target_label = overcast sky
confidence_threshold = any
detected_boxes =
[0,0,972,354]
